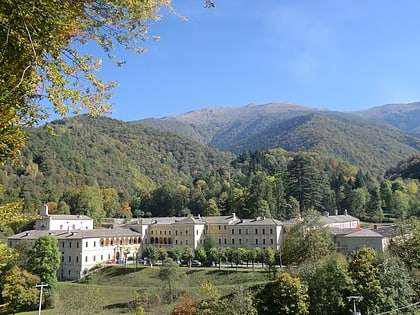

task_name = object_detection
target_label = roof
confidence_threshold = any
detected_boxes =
[344,229,384,238]
[9,228,141,241]
[321,214,359,225]
[235,217,283,226]
[39,214,92,221]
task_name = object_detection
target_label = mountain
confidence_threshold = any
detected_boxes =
[136,102,420,174]
[137,102,320,146]
[351,102,420,136]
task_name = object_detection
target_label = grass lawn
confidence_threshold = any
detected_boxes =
[16,264,272,315]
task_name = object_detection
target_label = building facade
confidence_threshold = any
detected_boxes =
[8,207,369,280]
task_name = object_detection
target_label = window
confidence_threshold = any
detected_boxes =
[176,230,178,236]
[232,238,235,245]
[60,225,63,229]
[239,238,242,244]
[68,256,71,262]
[93,256,96,262]
[196,230,198,235]
[263,239,266,245]
[262,228,265,235]
[224,239,227,244]
[62,242,65,247]
[256,239,259,245]
[76,256,79,263]
[69,242,72,248]
[232,229,234,234]
[219,239,221,244]
[77,242,79,248]
[224,225,226,230]
[101,255,103,260]
[186,240,188,245]
[185,230,188,235]
[270,228,273,234]
[61,256,64,262]
[239,229,241,235]
[85,241,88,248]
[94,241,96,247]
[218,225,221,230]
[255,229,258,234]
[270,239,274,245]
[85,256,88,262]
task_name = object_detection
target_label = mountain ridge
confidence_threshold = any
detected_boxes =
[135,102,420,174]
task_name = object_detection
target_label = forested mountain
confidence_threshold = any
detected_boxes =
[0,115,234,214]
[137,103,420,175]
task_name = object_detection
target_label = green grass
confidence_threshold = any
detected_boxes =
[16,264,272,315]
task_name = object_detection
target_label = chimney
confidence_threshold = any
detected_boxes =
[335,209,338,216]
[40,204,49,217]
[344,209,347,216]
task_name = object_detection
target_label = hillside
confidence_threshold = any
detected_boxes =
[137,103,420,175]
[352,102,420,136]
[137,102,320,145]
[233,113,420,174]
[1,115,234,203]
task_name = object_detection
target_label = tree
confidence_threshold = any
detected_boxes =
[348,247,386,314]
[158,257,181,302]
[195,247,207,265]
[171,294,197,315]
[158,247,168,263]
[256,272,309,315]
[282,211,335,265]
[27,235,61,308]
[182,247,194,268]
[379,255,415,313]
[195,280,222,315]
[298,253,353,315]
[287,153,324,212]
[388,218,420,270]
[1,265,40,314]
[1,0,173,163]
[143,245,159,267]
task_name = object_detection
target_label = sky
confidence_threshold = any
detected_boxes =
[84,0,420,121]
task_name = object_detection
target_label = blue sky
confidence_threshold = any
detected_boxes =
[90,1,420,121]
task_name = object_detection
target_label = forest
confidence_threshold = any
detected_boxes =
[0,115,419,234]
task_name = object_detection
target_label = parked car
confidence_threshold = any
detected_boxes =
[191,260,202,267]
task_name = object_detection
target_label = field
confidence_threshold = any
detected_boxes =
[17,264,272,315]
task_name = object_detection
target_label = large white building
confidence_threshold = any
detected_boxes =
[35,204,93,231]
[8,206,368,280]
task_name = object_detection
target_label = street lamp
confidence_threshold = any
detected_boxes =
[35,283,48,315]
[347,295,363,315]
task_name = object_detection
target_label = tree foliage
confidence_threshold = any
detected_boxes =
[256,272,309,315]
[0,0,173,163]
[27,235,61,307]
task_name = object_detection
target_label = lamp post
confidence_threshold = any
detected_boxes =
[347,295,363,315]
[35,283,48,315]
